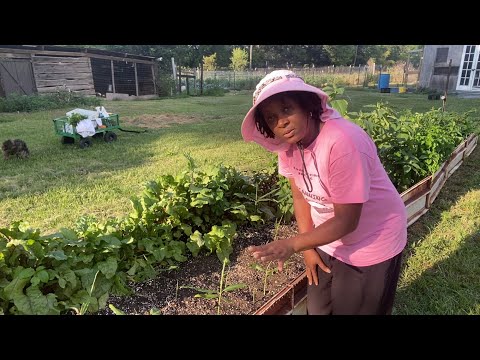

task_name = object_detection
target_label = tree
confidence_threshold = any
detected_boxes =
[323,45,356,66]
[230,47,248,71]
[203,53,217,71]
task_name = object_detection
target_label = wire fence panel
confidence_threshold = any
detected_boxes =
[174,63,419,93]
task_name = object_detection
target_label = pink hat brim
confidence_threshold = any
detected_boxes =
[241,77,331,152]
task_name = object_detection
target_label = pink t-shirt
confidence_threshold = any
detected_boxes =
[278,118,407,266]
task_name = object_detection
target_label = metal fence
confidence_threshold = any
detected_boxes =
[175,64,418,93]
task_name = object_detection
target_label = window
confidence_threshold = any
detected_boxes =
[435,48,449,63]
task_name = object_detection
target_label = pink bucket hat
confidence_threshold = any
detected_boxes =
[241,69,342,152]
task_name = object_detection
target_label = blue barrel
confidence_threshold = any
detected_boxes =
[378,73,390,89]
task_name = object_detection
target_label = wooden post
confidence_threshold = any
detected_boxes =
[193,71,196,95]
[186,76,190,95]
[363,65,368,87]
[404,55,410,88]
[416,55,423,90]
[151,64,157,95]
[249,45,253,70]
[0,67,5,97]
[200,62,203,95]
[178,65,182,94]
[134,62,139,96]
[171,57,176,95]
[443,59,453,112]
[110,60,116,93]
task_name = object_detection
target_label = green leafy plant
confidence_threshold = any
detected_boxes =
[323,83,349,117]
[351,104,476,191]
[67,113,88,127]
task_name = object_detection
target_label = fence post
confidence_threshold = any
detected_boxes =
[178,65,182,94]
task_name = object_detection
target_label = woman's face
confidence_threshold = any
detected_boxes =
[258,94,310,145]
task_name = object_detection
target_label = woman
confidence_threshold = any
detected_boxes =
[241,70,407,315]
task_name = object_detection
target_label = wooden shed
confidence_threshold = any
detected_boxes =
[0,45,157,98]
[419,45,480,94]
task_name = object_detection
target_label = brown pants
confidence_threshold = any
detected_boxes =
[307,249,403,315]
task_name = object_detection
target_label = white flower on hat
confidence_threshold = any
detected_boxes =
[253,70,304,105]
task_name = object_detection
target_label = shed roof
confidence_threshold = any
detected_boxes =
[0,45,156,62]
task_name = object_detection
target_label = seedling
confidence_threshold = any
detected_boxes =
[250,262,278,296]
[181,258,246,314]
[252,215,287,295]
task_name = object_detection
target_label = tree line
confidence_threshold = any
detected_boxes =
[81,45,422,70]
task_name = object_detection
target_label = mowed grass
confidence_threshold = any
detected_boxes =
[0,93,276,233]
[1,88,480,314]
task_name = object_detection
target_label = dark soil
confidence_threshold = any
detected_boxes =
[101,222,305,315]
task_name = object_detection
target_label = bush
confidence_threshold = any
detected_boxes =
[0,90,101,113]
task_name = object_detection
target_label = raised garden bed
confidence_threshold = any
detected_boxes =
[102,134,477,315]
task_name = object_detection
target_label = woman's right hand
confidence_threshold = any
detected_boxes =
[303,249,330,285]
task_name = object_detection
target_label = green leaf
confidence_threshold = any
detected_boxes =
[78,254,94,264]
[98,292,109,310]
[60,228,78,241]
[189,231,204,248]
[149,308,161,315]
[126,262,138,276]
[36,269,49,283]
[181,224,192,236]
[13,294,34,314]
[193,216,203,226]
[46,250,67,261]
[330,99,348,116]
[4,277,30,301]
[250,263,265,271]
[98,235,122,247]
[62,269,77,288]
[223,283,247,292]
[109,303,126,315]
[249,215,262,222]
[28,242,45,259]
[19,267,36,279]
[97,257,117,279]
[130,198,143,219]
[186,242,200,257]
[195,293,218,299]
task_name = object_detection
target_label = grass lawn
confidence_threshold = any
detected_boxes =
[1,88,479,314]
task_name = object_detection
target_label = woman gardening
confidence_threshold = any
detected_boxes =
[242,70,407,315]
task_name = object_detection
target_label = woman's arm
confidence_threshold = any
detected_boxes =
[289,178,332,280]
[291,202,363,252]
[248,200,363,267]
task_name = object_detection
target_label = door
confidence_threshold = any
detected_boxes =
[456,45,480,91]
[0,59,37,96]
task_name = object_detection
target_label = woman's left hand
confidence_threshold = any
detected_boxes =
[247,239,295,271]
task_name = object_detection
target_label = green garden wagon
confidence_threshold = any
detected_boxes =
[53,113,120,149]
